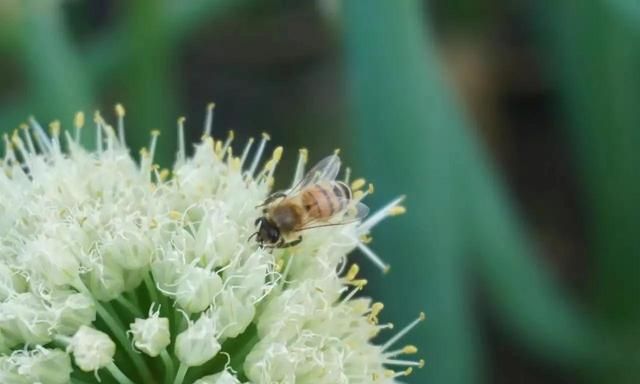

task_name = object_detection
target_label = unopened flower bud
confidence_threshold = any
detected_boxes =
[13,348,72,384]
[175,313,221,366]
[194,370,242,384]
[130,309,170,357]
[69,326,115,371]
[175,266,222,313]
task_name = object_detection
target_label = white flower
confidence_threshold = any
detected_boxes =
[2,347,72,384]
[175,310,223,367]
[129,304,170,357]
[0,104,422,383]
[68,326,116,372]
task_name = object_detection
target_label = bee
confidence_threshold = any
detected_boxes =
[252,154,369,248]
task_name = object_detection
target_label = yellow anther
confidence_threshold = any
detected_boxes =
[149,218,158,229]
[11,131,21,146]
[214,140,223,155]
[207,102,216,111]
[299,148,308,162]
[272,146,283,162]
[402,345,418,354]
[139,147,148,157]
[372,372,379,381]
[227,130,235,141]
[383,370,394,378]
[226,146,233,159]
[261,132,271,141]
[353,190,364,200]
[263,159,276,171]
[351,178,366,191]
[359,234,373,244]
[275,258,284,272]
[49,120,61,136]
[419,312,426,321]
[403,367,414,376]
[93,111,104,124]
[230,157,242,171]
[178,116,186,125]
[351,279,367,288]
[418,359,425,368]
[368,302,384,324]
[383,265,391,274]
[159,169,170,181]
[74,112,85,129]
[151,130,161,137]
[19,123,28,131]
[390,206,406,216]
[346,264,360,281]
[333,148,341,155]
[266,177,275,188]
[115,103,125,117]
[367,183,375,194]
[168,210,182,220]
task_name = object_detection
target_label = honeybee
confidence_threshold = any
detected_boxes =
[253,154,369,248]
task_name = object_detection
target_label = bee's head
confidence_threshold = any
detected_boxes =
[254,216,280,246]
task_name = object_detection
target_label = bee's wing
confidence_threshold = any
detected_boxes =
[289,154,341,195]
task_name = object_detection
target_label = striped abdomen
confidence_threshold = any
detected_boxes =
[300,182,352,220]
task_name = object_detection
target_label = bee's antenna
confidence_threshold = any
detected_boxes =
[248,232,258,242]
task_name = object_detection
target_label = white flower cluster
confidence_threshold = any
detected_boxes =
[0,104,423,383]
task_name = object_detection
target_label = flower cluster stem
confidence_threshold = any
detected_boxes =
[106,362,136,384]
[95,302,154,383]
[161,349,176,384]
[172,363,189,384]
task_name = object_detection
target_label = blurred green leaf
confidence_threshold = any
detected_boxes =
[345,1,600,382]
[541,1,640,381]
[344,1,482,382]
[18,0,95,146]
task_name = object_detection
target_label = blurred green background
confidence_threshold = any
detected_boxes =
[1,0,639,383]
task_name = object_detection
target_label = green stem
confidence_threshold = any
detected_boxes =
[106,362,136,384]
[95,303,154,383]
[144,273,160,304]
[172,363,188,384]
[160,349,176,384]
[115,295,144,318]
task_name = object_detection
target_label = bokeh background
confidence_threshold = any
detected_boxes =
[1,0,639,383]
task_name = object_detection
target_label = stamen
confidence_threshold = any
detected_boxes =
[384,359,425,368]
[291,148,308,187]
[3,134,16,163]
[94,111,104,153]
[356,242,390,273]
[203,102,215,137]
[343,166,351,183]
[149,130,160,165]
[368,302,384,324]
[358,195,406,235]
[177,117,186,165]
[221,130,234,156]
[351,178,366,191]
[263,146,283,179]
[385,345,418,358]
[48,120,62,154]
[240,137,254,167]
[20,123,35,154]
[115,103,126,146]
[382,312,425,351]
[28,117,52,153]
[248,133,270,176]
[74,111,84,143]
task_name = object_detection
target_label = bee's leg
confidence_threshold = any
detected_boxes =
[280,236,303,249]
[256,191,287,208]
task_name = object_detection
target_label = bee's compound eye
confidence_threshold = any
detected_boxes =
[268,227,280,242]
